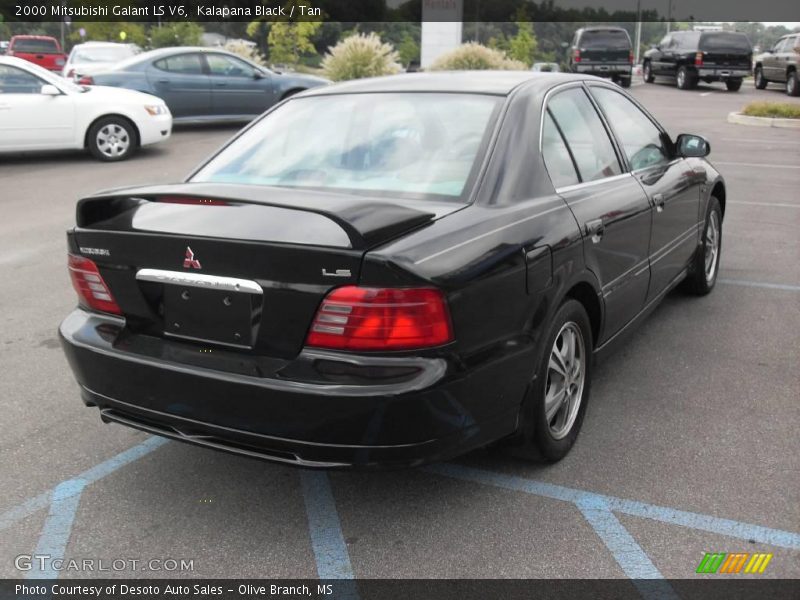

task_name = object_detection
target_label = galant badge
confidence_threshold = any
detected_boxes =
[183,246,202,270]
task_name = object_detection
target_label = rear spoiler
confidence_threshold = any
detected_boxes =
[76,182,436,250]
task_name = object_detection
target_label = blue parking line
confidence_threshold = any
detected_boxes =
[299,471,359,600]
[426,464,800,550]
[26,480,87,580]
[576,496,678,600]
[1,437,169,534]
[718,279,800,292]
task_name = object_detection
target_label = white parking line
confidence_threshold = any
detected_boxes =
[721,138,800,146]
[714,161,800,170]
[729,201,799,208]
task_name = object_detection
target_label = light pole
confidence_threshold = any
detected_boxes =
[634,0,642,64]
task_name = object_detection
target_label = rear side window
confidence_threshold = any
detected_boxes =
[700,33,752,52]
[542,112,579,188]
[546,88,621,183]
[154,54,203,74]
[580,30,631,50]
[11,38,59,53]
[591,87,670,171]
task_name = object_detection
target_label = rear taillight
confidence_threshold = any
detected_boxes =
[68,254,122,316]
[573,49,581,63]
[695,52,704,66]
[77,75,94,85]
[629,50,634,64]
[305,286,453,351]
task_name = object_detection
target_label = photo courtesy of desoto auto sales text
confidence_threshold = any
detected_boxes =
[0,0,797,598]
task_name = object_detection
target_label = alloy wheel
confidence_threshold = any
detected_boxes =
[704,211,720,283]
[96,124,130,158]
[544,322,586,440]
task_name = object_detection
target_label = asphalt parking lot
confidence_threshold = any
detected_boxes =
[1,78,798,588]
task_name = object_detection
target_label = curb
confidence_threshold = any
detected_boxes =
[727,112,800,129]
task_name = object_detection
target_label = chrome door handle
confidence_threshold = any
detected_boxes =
[585,218,605,243]
[653,193,665,212]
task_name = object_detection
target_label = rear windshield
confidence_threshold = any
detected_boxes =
[72,45,137,63]
[581,30,631,50]
[192,93,501,202]
[700,33,752,52]
[12,38,59,53]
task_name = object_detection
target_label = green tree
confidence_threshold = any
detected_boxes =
[70,22,147,47]
[397,32,419,67]
[508,19,538,66]
[149,22,203,49]
[268,21,322,65]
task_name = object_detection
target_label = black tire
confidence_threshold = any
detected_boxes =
[787,71,800,97]
[643,61,655,83]
[87,116,137,162]
[619,76,632,88]
[676,66,697,90]
[754,66,768,89]
[725,79,743,92]
[683,196,722,296]
[509,299,593,462]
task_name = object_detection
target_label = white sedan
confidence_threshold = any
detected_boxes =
[0,56,171,161]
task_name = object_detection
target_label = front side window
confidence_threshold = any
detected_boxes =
[0,65,45,94]
[192,93,500,201]
[591,87,670,171]
[546,88,621,183]
[154,54,203,75]
[206,54,255,78]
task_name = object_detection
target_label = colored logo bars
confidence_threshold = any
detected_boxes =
[696,552,773,574]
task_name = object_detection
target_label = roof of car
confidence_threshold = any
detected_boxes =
[300,71,590,97]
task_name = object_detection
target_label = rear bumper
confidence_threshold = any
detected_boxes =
[59,309,529,469]
[574,63,632,76]
[696,68,749,79]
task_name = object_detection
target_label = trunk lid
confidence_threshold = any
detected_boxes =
[71,183,458,358]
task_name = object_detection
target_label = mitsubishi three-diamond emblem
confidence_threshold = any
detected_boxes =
[183,246,202,270]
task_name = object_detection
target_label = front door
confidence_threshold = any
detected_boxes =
[0,64,74,149]
[589,84,702,301]
[543,85,652,340]
[204,53,275,117]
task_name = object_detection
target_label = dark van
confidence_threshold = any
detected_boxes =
[567,27,633,87]
[643,31,752,91]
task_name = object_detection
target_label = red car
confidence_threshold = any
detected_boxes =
[7,35,67,72]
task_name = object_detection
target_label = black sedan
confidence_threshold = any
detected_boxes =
[60,72,725,468]
[79,46,328,123]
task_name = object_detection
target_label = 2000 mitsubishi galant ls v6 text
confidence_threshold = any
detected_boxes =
[60,72,725,468]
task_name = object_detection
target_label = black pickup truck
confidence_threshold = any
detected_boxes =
[566,27,633,87]
[643,31,753,91]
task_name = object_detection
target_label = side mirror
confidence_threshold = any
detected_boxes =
[40,84,61,96]
[676,133,710,158]
[253,70,265,79]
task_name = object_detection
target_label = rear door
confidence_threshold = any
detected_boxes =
[579,29,631,65]
[699,33,752,72]
[543,85,651,339]
[589,84,702,301]
[146,53,211,118]
[204,52,274,117]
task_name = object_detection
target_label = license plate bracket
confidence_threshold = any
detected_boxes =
[163,285,256,348]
